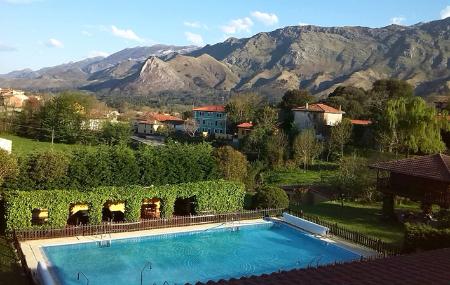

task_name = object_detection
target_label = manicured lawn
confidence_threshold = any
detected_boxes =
[263,163,338,187]
[293,200,421,245]
[0,133,90,156]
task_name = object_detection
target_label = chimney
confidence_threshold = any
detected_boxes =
[306,103,309,110]
[339,105,342,112]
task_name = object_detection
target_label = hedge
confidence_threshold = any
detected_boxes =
[4,180,245,231]
[404,223,450,252]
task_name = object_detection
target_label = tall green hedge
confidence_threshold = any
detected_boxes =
[4,180,245,231]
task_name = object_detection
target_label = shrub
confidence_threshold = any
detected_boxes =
[254,186,289,209]
[213,146,248,182]
[0,150,19,186]
[24,151,69,189]
[404,223,450,252]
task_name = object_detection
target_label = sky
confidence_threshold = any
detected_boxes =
[0,0,449,74]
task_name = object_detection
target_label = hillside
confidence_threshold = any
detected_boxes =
[1,18,449,99]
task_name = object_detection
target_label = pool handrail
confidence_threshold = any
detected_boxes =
[77,271,89,285]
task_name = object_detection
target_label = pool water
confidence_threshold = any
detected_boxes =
[42,222,360,285]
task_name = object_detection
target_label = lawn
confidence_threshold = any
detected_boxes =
[293,200,422,245]
[263,162,338,187]
[0,133,90,156]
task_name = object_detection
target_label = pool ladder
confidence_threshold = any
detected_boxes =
[77,271,89,285]
[97,233,111,248]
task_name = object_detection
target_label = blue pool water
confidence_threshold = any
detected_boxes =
[42,222,360,285]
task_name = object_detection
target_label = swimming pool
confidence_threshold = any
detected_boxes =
[42,222,360,285]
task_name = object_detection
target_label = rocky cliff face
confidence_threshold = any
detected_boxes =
[1,18,449,98]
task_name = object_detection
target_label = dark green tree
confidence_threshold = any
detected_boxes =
[326,86,369,119]
[100,122,132,145]
[254,185,289,209]
[213,146,249,182]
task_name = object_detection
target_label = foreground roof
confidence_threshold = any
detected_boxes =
[292,103,344,114]
[370,154,450,183]
[350,119,372,125]
[194,248,450,285]
[193,105,225,112]
[139,112,183,123]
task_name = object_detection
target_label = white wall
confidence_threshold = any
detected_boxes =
[323,113,343,126]
[0,138,12,153]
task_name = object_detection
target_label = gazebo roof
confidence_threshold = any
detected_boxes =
[370,154,450,183]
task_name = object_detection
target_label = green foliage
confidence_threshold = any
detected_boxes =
[4,180,245,231]
[376,96,446,154]
[326,86,370,119]
[0,150,18,185]
[279,89,314,110]
[254,185,289,209]
[266,131,288,168]
[213,146,248,182]
[225,93,262,127]
[99,122,132,145]
[329,118,353,158]
[404,223,450,252]
[293,129,323,170]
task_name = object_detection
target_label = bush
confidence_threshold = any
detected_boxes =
[213,146,248,182]
[404,223,450,252]
[0,150,19,185]
[254,186,289,209]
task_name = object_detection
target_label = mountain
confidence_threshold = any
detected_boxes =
[1,18,449,99]
[0,45,198,91]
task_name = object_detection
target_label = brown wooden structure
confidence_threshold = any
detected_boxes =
[370,154,450,218]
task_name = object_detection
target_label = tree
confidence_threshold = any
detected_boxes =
[266,131,288,168]
[15,97,42,138]
[100,122,132,145]
[213,146,249,182]
[184,118,199,137]
[279,89,314,132]
[225,93,262,126]
[376,96,447,155]
[325,86,369,119]
[370,79,414,117]
[329,118,353,158]
[26,151,70,189]
[254,185,289,209]
[0,150,18,186]
[293,129,323,170]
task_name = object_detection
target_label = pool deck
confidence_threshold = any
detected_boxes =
[20,218,378,284]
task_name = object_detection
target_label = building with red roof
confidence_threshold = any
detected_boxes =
[193,105,227,136]
[292,103,345,137]
[236,122,253,139]
[136,112,184,136]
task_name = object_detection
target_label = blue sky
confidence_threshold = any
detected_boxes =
[0,0,449,73]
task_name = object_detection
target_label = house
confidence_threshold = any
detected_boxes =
[0,88,28,110]
[193,105,227,136]
[136,113,184,136]
[83,110,119,131]
[236,122,253,140]
[292,103,344,137]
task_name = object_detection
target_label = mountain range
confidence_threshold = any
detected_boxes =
[1,18,449,100]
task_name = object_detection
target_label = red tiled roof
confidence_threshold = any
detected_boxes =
[370,154,450,182]
[292,103,344,114]
[139,112,183,123]
[350,119,372,125]
[195,248,450,285]
[193,105,225,112]
[237,122,253,128]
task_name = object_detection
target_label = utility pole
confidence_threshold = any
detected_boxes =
[51,128,54,146]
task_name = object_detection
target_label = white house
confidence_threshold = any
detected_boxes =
[292,103,344,137]
[136,113,184,136]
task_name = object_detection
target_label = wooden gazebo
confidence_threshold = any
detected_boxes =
[370,154,450,218]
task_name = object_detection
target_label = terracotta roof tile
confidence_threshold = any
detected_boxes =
[237,122,253,128]
[350,119,372,125]
[370,154,450,182]
[139,112,183,123]
[292,103,344,114]
[193,105,225,112]
[193,248,450,285]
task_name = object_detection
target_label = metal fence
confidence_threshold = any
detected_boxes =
[13,208,283,241]
[287,209,402,256]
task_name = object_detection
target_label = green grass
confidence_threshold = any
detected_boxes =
[293,200,422,245]
[263,163,338,187]
[0,133,90,156]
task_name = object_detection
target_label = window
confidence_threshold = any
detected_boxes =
[203,120,206,125]
[215,121,218,126]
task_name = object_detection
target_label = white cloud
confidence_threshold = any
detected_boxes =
[221,17,253,34]
[45,38,63,48]
[81,30,93,37]
[88,50,109,58]
[390,16,406,25]
[0,43,17,52]
[250,11,279,26]
[111,25,144,42]
[185,32,204,46]
[440,6,450,19]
